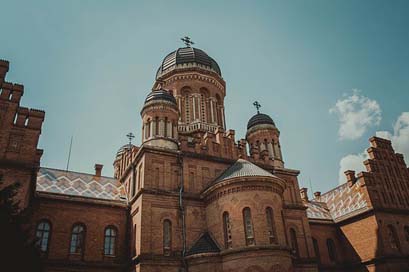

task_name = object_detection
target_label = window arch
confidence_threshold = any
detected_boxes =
[104,226,117,256]
[223,212,232,249]
[70,223,86,254]
[35,220,51,253]
[312,238,320,263]
[404,226,409,242]
[289,228,299,257]
[326,239,337,263]
[265,207,277,244]
[243,207,255,245]
[163,219,172,256]
[387,225,400,251]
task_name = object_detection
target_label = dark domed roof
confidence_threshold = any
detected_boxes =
[116,144,135,158]
[156,47,221,79]
[144,89,177,105]
[247,113,275,130]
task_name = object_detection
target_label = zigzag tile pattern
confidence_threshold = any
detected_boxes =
[306,181,369,221]
[36,167,126,201]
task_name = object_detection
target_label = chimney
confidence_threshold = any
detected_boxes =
[344,170,356,187]
[94,164,103,177]
[314,191,321,201]
[300,187,309,202]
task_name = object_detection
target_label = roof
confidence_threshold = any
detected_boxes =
[306,180,370,222]
[247,113,275,130]
[116,144,135,159]
[187,232,220,256]
[144,89,177,105]
[214,159,275,184]
[306,201,333,221]
[36,167,126,202]
[156,47,221,79]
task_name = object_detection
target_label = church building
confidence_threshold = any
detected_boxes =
[1,39,409,272]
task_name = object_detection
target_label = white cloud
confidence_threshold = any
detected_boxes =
[376,112,409,162]
[330,90,381,140]
[337,112,409,184]
[337,151,368,184]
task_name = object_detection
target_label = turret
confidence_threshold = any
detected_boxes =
[140,89,179,150]
[246,106,283,168]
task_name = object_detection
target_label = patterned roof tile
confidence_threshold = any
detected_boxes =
[36,167,126,202]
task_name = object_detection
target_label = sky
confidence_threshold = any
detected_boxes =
[1,0,408,194]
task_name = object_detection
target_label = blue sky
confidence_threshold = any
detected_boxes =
[1,0,408,194]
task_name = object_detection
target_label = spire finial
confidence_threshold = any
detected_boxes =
[126,132,135,152]
[253,101,261,114]
[181,36,194,47]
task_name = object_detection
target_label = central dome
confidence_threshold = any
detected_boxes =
[156,47,221,79]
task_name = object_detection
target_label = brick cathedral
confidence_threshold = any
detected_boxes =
[1,40,409,272]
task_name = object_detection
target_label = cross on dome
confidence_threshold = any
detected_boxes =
[181,36,194,47]
[253,101,261,114]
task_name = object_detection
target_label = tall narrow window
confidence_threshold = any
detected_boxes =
[243,207,255,245]
[289,228,299,257]
[223,212,232,249]
[326,239,337,263]
[132,224,137,256]
[104,227,117,256]
[70,224,86,254]
[265,207,276,244]
[36,220,51,253]
[404,226,409,242]
[387,225,400,251]
[312,238,320,264]
[163,219,172,256]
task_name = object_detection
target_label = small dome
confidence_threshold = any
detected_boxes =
[156,47,221,79]
[247,113,275,130]
[144,89,177,105]
[116,144,135,159]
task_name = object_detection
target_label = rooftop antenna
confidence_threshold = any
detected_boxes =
[253,101,261,114]
[66,135,73,172]
[126,132,135,153]
[181,36,194,47]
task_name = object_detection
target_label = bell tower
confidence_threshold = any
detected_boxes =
[153,37,226,134]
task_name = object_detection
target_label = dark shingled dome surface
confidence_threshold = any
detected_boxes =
[247,113,275,129]
[144,89,177,105]
[156,47,221,79]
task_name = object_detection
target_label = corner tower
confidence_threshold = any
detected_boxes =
[153,39,226,134]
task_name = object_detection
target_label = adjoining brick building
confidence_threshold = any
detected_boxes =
[0,42,408,272]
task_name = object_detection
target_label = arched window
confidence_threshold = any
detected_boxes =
[289,228,299,257]
[387,225,400,251]
[404,226,409,242]
[243,207,255,245]
[312,238,320,264]
[265,207,276,244]
[163,219,172,256]
[70,224,86,254]
[326,239,337,263]
[104,226,117,256]
[35,220,51,252]
[223,212,232,249]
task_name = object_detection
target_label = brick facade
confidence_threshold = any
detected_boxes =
[1,44,409,272]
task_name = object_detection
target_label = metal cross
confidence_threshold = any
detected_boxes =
[181,36,194,47]
[253,101,261,114]
[126,132,135,151]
